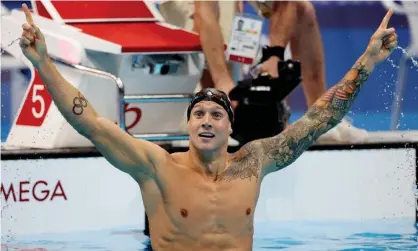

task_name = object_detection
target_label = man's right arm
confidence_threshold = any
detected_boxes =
[37,57,164,179]
[19,3,164,180]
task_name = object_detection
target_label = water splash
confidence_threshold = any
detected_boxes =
[0,38,21,55]
[394,46,418,71]
[387,57,399,69]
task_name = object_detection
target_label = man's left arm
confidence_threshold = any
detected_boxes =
[258,54,372,174]
[220,52,377,182]
[256,9,398,176]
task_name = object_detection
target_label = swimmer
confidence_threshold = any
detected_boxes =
[19,4,397,250]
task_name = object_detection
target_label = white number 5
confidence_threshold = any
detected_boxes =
[31,84,45,119]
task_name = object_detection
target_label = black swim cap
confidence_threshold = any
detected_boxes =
[187,88,234,123]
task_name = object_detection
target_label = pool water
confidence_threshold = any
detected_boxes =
[2,219,417,250]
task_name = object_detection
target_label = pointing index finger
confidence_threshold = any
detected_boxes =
[380,8,393,29]
[22,3,34,25]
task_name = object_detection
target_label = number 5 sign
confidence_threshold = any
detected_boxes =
[7,66,146,149]
[16,71,53,127]
[6,61,186,149]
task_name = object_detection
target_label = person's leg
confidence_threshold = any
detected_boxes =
[288,1,368,143]
[287,1,327,107]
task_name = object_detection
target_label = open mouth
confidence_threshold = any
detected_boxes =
[199,132,215,138]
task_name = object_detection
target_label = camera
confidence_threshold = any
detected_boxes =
[229,59,302,145]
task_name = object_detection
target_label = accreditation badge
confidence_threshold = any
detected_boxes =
[227,14,263,65]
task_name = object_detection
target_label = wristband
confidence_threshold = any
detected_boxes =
[260,46,285,63]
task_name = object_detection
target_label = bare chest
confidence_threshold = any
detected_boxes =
[160,170,261,236]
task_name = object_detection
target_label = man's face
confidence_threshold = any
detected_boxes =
[187,101,231,152]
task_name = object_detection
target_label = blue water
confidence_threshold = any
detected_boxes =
[2,219,417,250]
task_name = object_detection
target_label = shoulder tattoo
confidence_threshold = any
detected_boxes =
[217,142,262,182]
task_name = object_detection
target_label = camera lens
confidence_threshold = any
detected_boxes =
[160,65,170,75]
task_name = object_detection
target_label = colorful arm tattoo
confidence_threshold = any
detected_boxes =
[217,56,374,182]
[259,58,372,171]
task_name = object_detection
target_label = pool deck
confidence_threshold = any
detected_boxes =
[1,130,417,159]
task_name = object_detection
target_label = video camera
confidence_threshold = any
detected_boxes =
[229,59,302,145]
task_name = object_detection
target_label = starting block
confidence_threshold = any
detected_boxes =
[2,0,205,149]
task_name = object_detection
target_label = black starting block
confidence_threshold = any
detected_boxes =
[229,59,302,145]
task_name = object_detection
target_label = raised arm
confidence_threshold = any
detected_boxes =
[19,4,165,180]
[254,9,398,176]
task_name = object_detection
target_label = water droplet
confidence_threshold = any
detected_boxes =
[387,57,399,69]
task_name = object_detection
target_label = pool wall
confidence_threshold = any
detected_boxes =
[1,143,416,237]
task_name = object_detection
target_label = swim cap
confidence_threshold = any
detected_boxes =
[187,88,234,123]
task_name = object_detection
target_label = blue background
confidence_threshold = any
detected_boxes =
[1,1,417,142]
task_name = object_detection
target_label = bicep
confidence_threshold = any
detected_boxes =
[259,114,329,175]
[89,117,164,179]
